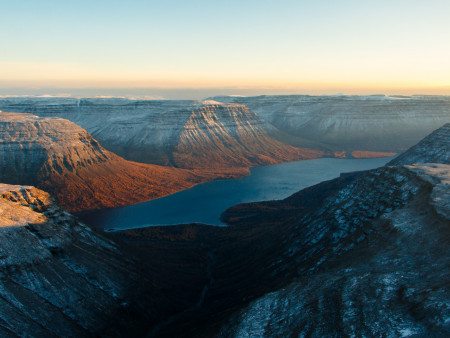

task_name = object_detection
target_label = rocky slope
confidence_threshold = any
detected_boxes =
[218,163,449,337]
[0,183,155,336]
[117,123,449,337]
[210,95,450,153]
[388,123,450,165]
[0,98,324,168]
[0,125,448,336]
[0,111,232,212]
[211,124,450,337]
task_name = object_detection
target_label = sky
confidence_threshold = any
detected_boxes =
[1,0,450,98]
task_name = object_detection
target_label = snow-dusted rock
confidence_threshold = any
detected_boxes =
[388,123,450,165]
[0,98,324,167]
[0,184,151,336]
[214,124,450,337]
[0,111,226,212]
[210,95,450,152]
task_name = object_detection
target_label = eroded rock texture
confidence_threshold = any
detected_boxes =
[0,184,153,337]
[0,112,232,212]
[211,95,450,153]
[0,98,324,168]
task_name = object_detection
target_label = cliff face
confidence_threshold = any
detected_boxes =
[0,98,324,168]
[210,95,450,153]
[0,112,231,212]
[0,183,153,336]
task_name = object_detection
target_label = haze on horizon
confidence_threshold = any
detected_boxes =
[1,0,450,99]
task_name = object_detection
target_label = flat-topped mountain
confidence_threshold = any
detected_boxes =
[0,98,325,168]
[0,111,228,212]
[210,95,450,153]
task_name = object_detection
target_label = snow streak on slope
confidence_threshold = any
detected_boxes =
[210,95,450,152]
[0,98,324,168]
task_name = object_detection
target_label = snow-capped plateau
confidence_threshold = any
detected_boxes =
[0,98,324,168]
[210,95,450,152]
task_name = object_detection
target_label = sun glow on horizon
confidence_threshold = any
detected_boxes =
[1,0,449,97]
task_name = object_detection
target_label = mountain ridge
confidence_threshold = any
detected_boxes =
[0,98,327,168]
[209,94,450,153]
[0,111,241,212]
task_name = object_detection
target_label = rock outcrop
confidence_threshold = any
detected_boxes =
[210,94,450,153]
[0,98,325,168]
[0,183,154,336]
[0,111,235,212]
[388,123,450,165]
[218,163,450,337]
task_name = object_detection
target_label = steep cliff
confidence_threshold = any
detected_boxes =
[0,98,324,168]
[0,111,232,212]
[211,95,450,153]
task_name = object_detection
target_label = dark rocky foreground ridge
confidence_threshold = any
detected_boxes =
[0,184,155,336]
[0,123,448,337]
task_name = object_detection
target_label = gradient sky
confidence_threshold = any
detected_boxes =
[1,0,450,97]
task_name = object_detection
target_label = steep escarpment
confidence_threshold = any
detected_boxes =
[172,102,322,168]
[211,94,450,153]
[0,184,154,336]
[0,112,230,212]
[0,98,325,168]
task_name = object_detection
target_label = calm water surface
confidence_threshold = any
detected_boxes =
[80,157,393,231]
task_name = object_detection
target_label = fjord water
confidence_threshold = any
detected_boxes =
[80,157,393,231]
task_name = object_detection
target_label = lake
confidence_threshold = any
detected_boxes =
[80,157,394,231]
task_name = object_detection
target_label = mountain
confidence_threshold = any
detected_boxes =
[211,123,450,337]
[388,123,450,165]
[0,97,325,168]
[218,163,449,337]
[0,122,448,336]
[118,123,449,337]
[0,111,232,212]
[0,183,155,336]
[210,95,450,153]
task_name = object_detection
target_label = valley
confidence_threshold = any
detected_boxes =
[0,96,448,337]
